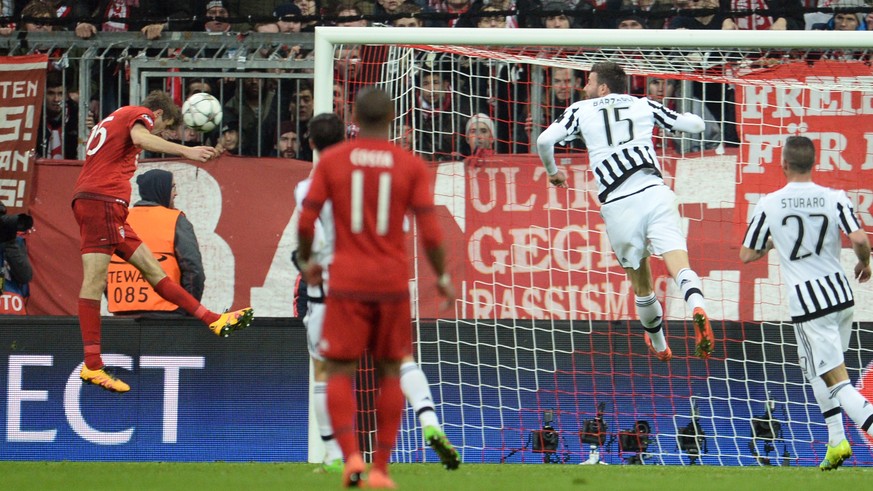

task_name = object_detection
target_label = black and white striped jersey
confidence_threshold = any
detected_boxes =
[536,94,704,203]
[743,182,862,322]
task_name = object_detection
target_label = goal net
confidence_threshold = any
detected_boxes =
[314,27,873,467]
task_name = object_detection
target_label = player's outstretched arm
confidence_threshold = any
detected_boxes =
[536,124,569,188]
[849,229,871,282]
[130,124,217,162]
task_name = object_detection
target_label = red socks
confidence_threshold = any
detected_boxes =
[78,298,103,369]
[372,376,403,473]
[153,277,219,325]
[327,374,359,458]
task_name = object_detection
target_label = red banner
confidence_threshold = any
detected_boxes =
[0,54,47,214]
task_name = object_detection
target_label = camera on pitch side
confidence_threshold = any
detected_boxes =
[531,410,560,454]
[0,203,33,243]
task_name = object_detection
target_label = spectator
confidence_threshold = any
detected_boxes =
[292,81,315,161]
[215,120,240,155]
[723,0,804,30]
[0,203,33,316]
[276,120,300,158]
[647,78,721,153]
[532,0,599,28]
[74,1,195,40]
[616,13,646,29]
[538,1,573,28]
[464,112,496,167]
[411,64,461,161]
[668,0,733,29]
[813,10,867,31]
[375,0,406,21]
[106,169,206,317]
[609,0,673,29]
[390,2,423,27]
[294,0,320,31]
[39,71,83,160]
[223,73,280,156]
[527,66,586,152]
[203,0,233,33]
[335,3,369,26]
[427,0,473,27]
[274,2,303,32]
[475,3,509,27]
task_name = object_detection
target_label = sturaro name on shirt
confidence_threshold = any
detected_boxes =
[781,196,824,208]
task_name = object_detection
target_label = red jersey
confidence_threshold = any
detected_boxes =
[299,137,443,299]
[73,106,156,203]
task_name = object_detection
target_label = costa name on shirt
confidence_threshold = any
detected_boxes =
[350,148,394,168]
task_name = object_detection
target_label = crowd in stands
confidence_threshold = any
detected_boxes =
[2,0,871,162]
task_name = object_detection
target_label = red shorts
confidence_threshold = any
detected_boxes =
[72,198,142,258]
[319,296,412,361]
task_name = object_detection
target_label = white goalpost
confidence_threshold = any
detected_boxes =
[312,26,873,467]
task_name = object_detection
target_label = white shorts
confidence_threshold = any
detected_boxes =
[794,307,853,380]
[599,185,687,270]
[304,300,326,361]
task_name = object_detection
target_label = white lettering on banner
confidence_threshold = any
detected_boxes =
[64,354,134,445]
[0,80,38,99]
[0,106,24,143]
[864,134,873,170]
[7,355,56,442]
[743,133,853,174]
[0,293,25,312]
[470,166,594,214]
[0,354,210,446]
[468,224,613,276]
[742,80,873,120]
[139,356,205,443]
[469,280,632,320]
[0,151,31,172]
[846,189,873,226]
[0,179,26,207]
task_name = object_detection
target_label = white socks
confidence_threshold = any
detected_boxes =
[811,376,846,446]
[829,381,873,437]
[636,293,667,352]
[313,381,343,462]
[400,361,440,429]
[676,268,705,312]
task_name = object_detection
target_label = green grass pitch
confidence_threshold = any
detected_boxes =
[2,462,871,491]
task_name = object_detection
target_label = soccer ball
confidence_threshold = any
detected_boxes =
[182,93,223,133]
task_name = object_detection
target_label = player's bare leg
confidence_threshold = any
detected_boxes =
[663,250,714,359]
[627,259,671,361]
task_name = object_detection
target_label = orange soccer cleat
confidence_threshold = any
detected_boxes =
[342,453,366,488]
[692,307,715,359]
[80,365,130,393]
[208,307,254,337]
[644,333,673,362]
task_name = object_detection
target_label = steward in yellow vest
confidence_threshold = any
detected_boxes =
[106,169,205,315]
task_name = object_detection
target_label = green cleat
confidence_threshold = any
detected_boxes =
[321,458,343,474]
[424,426,460,470]
[820,440,852,471]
